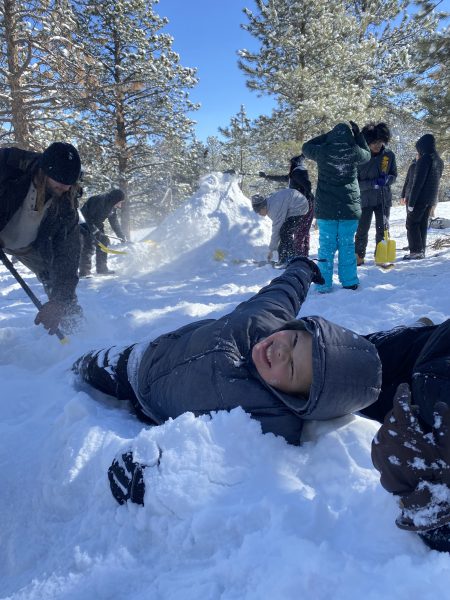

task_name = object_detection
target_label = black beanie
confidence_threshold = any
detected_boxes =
[41,142,81,185]
[109,188,125,204]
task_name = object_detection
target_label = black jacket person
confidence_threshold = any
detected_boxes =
[404,134,444,259]
[79,188,125,276]
[0,143,82,334]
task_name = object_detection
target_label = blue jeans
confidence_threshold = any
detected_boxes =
[316,219,359,291]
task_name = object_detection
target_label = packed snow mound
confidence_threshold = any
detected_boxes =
[138,172,270,270]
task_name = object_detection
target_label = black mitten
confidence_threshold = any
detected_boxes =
[108,451,146,506]
[288,256,325,285]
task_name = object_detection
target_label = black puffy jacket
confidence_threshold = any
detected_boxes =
[409,134,444,209]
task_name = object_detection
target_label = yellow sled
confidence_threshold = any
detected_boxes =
[375,230,396,265]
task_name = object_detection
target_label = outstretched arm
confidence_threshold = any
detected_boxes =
[108,209,126,240]
[231,258,324,340]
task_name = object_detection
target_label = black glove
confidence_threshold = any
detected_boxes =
[288,256,325,285]
[34,300,66,335]
[372,383,450,532]
[349,120,360,137]
[259,171,267,178]
[108,451,146,506]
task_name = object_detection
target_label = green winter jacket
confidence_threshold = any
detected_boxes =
[302,123,370,220]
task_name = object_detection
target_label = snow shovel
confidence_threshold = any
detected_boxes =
[0,249,68,343]
[375,157,396,265]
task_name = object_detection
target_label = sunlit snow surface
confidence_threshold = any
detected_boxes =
[1,173,450,599]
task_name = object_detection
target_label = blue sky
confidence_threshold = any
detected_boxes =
[158,0,450,143]
[158,0,275,142]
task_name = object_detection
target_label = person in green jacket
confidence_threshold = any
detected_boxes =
[302,122,370,292]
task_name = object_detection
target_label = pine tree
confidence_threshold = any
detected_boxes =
[0,0,83,148]
[71,0,199,235]
[238,0,441,142]
[410,24,450,149]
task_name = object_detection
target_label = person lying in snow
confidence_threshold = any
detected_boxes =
[72,258,450,552]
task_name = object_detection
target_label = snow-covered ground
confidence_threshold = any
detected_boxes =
[1,173,450,600]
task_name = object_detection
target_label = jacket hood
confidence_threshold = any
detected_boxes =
[327,123,355,144]
[271,316,382,420]
[416,134,436,155]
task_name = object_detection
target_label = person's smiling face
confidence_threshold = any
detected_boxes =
[252,329,313,396]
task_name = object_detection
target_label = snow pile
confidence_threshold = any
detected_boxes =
[130,173,270,274]
[1,175,450,598]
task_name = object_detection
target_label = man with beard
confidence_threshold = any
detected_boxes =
[0,142,83,335]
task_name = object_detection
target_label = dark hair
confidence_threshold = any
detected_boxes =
[375,123,391,144]
[251,194,267,213]
[362,122,391,145]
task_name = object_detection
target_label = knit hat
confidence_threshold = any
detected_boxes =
[41,142,81,185]
[251,194,267,213]
[108,188,125,204]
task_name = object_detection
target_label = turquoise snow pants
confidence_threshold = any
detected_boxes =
[316,219,359,292]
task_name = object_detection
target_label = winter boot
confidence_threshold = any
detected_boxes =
[108,451,146,506]
[356,254,365,266]
[96,267,116,275]
[403,252,425,261]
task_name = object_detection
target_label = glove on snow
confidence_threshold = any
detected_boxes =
[372,383,450,532]
[108,451,146,506]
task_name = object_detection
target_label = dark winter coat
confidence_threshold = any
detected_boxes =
[408,134,444,209]
[0,147,80,302]
[81,192,125,239]
[129,259,382,445]
[358,147,397,209]
[302,123,370,220]
[401,159,416,202]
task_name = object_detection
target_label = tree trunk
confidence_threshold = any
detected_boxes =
[3,0,32,148]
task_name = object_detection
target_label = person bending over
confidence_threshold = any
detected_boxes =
[0,142,83,334]
[251,188,309,266]
[79,188,126,277]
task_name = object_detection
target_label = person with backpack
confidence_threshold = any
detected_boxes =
[354,123,397,266]
[0,142,83,334]
[259,154,315,255]
[251,188,310,265]
[79,188,126,277]
[302,122,370,292]
[404,134,444,260]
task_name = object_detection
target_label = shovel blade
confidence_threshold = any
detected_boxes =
[375,240,388,264]
[386,238,396,262]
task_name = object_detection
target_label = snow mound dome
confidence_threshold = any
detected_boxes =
[141,172,270,269]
